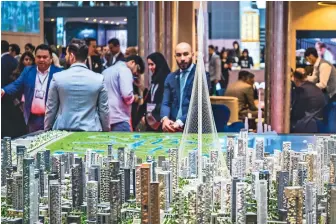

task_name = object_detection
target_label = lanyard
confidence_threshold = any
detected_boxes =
[150,84,159,103]
[37,72,49,90]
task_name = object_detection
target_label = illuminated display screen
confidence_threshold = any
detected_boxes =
[1,1,40,33]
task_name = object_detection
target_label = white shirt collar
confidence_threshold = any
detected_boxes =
[1,52,10,58]
[37,66,51,75]
[314,57,321,67]
[113,51,121,58]
[70,62,87,68]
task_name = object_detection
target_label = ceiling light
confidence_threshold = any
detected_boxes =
[124,18,127,22]
[85,18,89,21]
[99,20,103,23]
[116,22,120,25]
[105,20,109,24]
[110,21,114,24]
[51,18,55,22]
[318,1,336,6]
[93,19,97,22]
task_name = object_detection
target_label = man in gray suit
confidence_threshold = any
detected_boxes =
[44,39,110,131]
[225,71,258,120]
[208,45,222,95]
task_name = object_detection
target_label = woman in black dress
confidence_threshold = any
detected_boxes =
[140,52,171,131]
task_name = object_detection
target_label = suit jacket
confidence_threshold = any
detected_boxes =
[291,81,327,133]
[86,55,103,73]
[160,64,196,124]
[225,80,258,115]
[1,53,21,138]
[44,63,110,132]
[209,53,221,82]
[107,52,125,67]
[3,65,62,124]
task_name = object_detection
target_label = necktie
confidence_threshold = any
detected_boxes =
[177,70,188,120]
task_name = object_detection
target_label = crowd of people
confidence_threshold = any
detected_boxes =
[1,38,335,138]
[1,38,198,137]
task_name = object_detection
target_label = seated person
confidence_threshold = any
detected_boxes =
[291,68,327,133]
[225,71,258,120]
[238,49,254,69]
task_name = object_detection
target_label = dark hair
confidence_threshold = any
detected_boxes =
[238,70,254,80]
[293,69,307,80]
[208,45,215,50]
[108,38,120,46]
[1,40,9,53]
[317,42,327,49]
[84,37,97,46]
[35,44,52,57]
[242,49,249,55]
[11,51,35,81]
[9,44,20,55]
[68,38,89,62]
[25,43,35,52]
[147,52,171,84]
[125,55,145,74]
[304,47,318,58]
[233,41,240,48]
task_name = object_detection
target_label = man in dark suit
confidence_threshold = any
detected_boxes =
[291,68,327,133]
[1,40,19,138]
[106,38,125,67]
[85,38,103,73]
[208,45,221,95]
[161,42,196,132]
[2,44,63,133]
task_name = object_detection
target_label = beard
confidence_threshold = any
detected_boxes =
[177,60,192,70]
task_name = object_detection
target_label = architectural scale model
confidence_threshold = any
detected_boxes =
[1,3,336,224]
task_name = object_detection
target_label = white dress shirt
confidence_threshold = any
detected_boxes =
[31,67,50,115]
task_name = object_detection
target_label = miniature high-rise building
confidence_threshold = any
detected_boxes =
[44,150,51,172]
[23,158,35,223]
[141,164,151,223]
[277,171,289,210]
[257,180,267,224]
[110,180,121,224]
[255,137,265,160]
[118,147,125,168]
[226,136,235,175]
[108,144,113,160]
[150,182,160,223]
[236,182,246,224]
[281,142,291,171]
[327,184,336,224]
[2,137,12,186]
[89,164,101,202]
[36,151,45,170]
[6,177,14,207]
[72,164,84,209]
[158,171,171,211]
[100,167,110,203]
[168,148,178,198]
[109,160,120,180]
[220,179,232,215]
[305,182,317,224]
[284,186,304,224]
[330,154,336,184]
[188,150,197,178]
[87,181,98,222]
[49,180,62,224]
[135,165,141,205]
[13,174,23,210]
[16,145,26,173]
[51,154,62,182]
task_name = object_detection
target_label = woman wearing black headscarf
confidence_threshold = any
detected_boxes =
[140,52,171,131]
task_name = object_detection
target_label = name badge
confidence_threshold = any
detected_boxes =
[147,103,156,113]
[35,90,45,99]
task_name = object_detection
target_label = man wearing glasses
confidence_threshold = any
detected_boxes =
[103,55,145,132]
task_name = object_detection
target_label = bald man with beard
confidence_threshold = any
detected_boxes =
[160,42,196,132]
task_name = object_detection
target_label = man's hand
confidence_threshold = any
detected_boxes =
[224,64,229,69]
[172,122,183,132]
[162,118,175,132]
[1,89,4,98]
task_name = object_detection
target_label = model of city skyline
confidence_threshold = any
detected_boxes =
[1,130,336,224]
